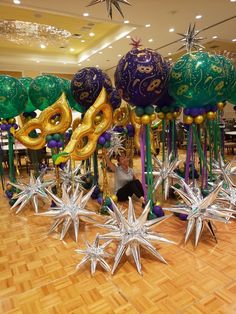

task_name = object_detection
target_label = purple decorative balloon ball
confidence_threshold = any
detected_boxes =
[48,139,57,149]
[98,136,106,146]
[115,47,169,108]
[153,205,165,217]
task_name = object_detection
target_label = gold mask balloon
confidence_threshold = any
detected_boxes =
[13,93,72,150]
[54,87,112,164]
[113,103,130,126]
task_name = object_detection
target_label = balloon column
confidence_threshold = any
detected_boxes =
[115,46,169,216]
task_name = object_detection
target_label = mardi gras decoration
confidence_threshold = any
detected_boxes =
[75,234,112,275]
[71,67,112,111]
[10,170,53,214]
[62,78,85,113]
[108,89,122,109]
[54,88,112,164]
[37,185,97,242]
[163,181,233,247]
[219,186,236,209]
[13,93,72,150]
[98,198,174,274]
[169,52,228,108]
[212,154,236,188]
[107,128,125,156]
[29,75,63,111]
[177,23,204,52]
[115,47,169,108]
[87,0,131,19]
[151,154,181,200]
[19,77,37,113]
[0,75,27,119]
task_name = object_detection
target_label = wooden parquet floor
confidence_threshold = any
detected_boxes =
[0,162,236,314]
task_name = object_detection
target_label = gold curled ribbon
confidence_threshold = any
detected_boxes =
[13,93,72,150]
[54,87,112,164]
[130,109,157,154]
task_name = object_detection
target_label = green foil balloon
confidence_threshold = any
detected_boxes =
[0,75,27,119]
[29,75,63,111]
[62,79,85,113]
[169,51,228,108]
[228,75,236,104]
[19,77,36,112]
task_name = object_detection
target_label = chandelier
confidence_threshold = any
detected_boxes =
[0,20,72,48]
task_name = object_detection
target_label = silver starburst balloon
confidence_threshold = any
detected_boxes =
[217,185,236,210]
[177,23,205,52]
[151,154,181,200]
[37,185,97,242]
[75,234,112,275]
[59,159,88,191]
[97,197,174,274]
[87,0,131,19]
[163,180,233,247]
[212,154,236,188]
[10,170,53,214]
[108,129,125,157]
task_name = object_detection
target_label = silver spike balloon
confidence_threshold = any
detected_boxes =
[37,185,97,242]
[212,154,236,188]
[177,23,205,52]
[217,186,236,210]
[163,180,233,247]
[10,170,53,214]
[97,197,174,274]
[87,0,131,19]
[75,234,112,275]
[151,154,181,200]
[108,129,125,157]
[59,159,89,191]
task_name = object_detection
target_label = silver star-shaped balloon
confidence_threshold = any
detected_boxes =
[10,170,53,214]
[37,185,97,242]
[97,197,174,274]
[163,180,233,247]
[87,0,131,19]
[212,154,236,188]
[108,129,125,157]
[151,154,181,200]
[75,234,112,275]
[59,159,89,191]
[217,185,236,210]
[177,23,205,52]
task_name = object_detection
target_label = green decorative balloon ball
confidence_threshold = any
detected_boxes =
[168,51,229,108]
[19,77,36,113]
[62,79,85,113]
[29,75,63,111]
[0,75,28,119]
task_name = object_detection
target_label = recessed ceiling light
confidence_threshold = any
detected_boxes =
[70,48,75,52]
[118,54,121,57]
[169,28,175,32]
[63,62,67,65]
[40,44,46,49]
[36,60,40,63]
[168,52,172,55]
[98,51,103,54]
[168,58,172,61]
[195,15,202,19]
[83,13,89,17]
[145,24,151,28]
[230,0,236,2]
[13,0,21,4]
[212,35,218,39]
[232,38,236,42]
[89,32,95,37]
[124,20,130,24]
[148,38,153,42]
[96,65,99,68]
[108,46,112,48]
[126,35,131,39]
[81,39,85,43]
[87,58,90,61]
[78,63,81,66]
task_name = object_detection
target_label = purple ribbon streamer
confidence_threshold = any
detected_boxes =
[139,125,147,201]
[185,126,193,184]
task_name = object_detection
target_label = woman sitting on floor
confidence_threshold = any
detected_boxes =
[103,148,145,207]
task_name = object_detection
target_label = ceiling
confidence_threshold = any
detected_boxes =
[0,0,235,74]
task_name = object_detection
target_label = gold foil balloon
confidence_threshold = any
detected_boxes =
[184,115,193,125]
[141,115,150,125]
[194,115,204,124]
[54,88,112,163]
[72,117,82,131]
[150,113,157,121]
[111,194,118,202]
[165,112,173,120]
[113,103,129,126]
[13,93,72,150]
[207,111,216,120]
[157,112,165,119]
[217,102,224,111]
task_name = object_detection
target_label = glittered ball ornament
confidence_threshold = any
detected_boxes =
[115,48,169,108]
[0,75,28,119]
[169,51,229,108]
[29,75,63,111]
[19,77,37,113]
[71,67,112,110]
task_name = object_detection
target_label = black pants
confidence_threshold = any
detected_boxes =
[116,179,144,202]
